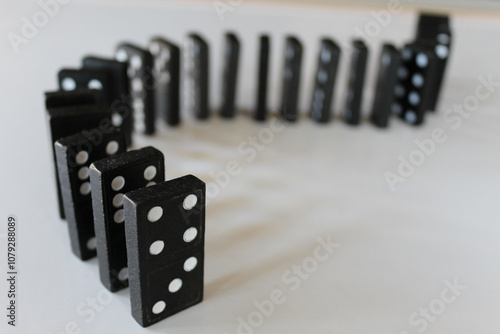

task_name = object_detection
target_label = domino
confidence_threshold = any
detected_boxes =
[370,43,401,128]
[415,13,452,111]
[90,147,165,292]
[58,69,112,103]
[45,89,104,109]
[55,127,126,260]
[416,13,451,42]
[149,37,181,126]
[393,43,438,126]
[220,33,240,119]
[280,36,303,122]
[186,34,210,120]
[46,104,111,219]
[82,56,133,146]
[254,35,270,122]
[124,175,205,327]
[310,38,341,123]
[342,40,368,126]
[115,43,156,135]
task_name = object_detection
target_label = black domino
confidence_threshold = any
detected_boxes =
[370,43,401,128]
[280,36,303,122]
[82,56,133,146]
[45,89,104,109]
[342,40,368,126]
[58,69,112,103]
[55,127,126,260]
[149,37,181,126]
[187,34,210,120]
[46,103,111,219]
[220,33,240,119]
[254,35,270,122]
[393,43,438,126]
[310,38,340,123]
[90,147,165,292]
[415,13,452,111]
[124,175,205,327]
[115,43,156,135]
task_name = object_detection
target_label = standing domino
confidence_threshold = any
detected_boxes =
[220,33,240,119]
[55,127,126,260]
[82,56,133,146]
[124,175,205,327]
[280,36,303,122]
[254,35,270,122]
[149,37,181,126]
[115,43,156,135]
[342,40,368,126]
[186,34,210,120]
[310,38,341,123]
[90,147,165,292]
[46,103,111,219]
[370,44,401,128]
[393,43,438,126]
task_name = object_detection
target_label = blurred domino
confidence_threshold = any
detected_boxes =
[310,38,340,123]
[342,40,368,126]
[115,43,156,135]
[280,36,303,122]
[149,37,181,126]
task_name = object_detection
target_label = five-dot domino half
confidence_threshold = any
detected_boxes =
[124,175,205,327]
[90,147,165,292]
[55,127,126,260]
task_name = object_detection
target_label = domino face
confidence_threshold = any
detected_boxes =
[393,44,438,126]
[124,175,205,327]
[280,36,303,122]
[82,56,133,146]
[115,43,156,135]
[220,33,240,119]
[55,127,126,260]
[149,37,181,126]
[415,13,452,111]
[310,38,340,124]
[90,147,165,292]
[58,69,112,103]
[46,104,111,219]
[45,89,104,109]
[416,13,450,42]
[342,40,368,126]
[254,35,270,122]
[186,34,210,120]
[370,44,401,128]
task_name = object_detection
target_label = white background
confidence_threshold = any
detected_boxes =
[1,1,500,333]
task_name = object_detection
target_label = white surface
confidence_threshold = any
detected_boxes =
[1,1,500,333]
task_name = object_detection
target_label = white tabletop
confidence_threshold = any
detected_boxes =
[1,1,500,333]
